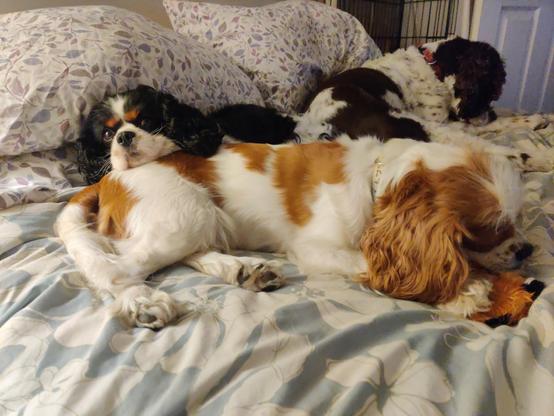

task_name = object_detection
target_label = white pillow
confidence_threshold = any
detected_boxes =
[0,6,263,156]
[164,0,381,112]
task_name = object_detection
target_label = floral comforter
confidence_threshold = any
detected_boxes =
[1,126,553,416]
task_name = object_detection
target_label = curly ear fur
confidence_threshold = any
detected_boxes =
[455,44,506,120]
[359,164,472,304]
[435,38,506,120]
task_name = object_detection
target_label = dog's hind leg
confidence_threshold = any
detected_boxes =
[185,251,286,292]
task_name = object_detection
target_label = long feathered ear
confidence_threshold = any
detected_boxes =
[454,43,506,120]
[359,166,470,305]
[76,102,112,184]
[159,93,223,157]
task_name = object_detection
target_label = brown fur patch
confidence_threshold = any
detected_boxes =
[359,154,505,305]
[158,151,220,202]
[226,143,273,173]
[273,142,346,225]
[69,183,100,225]
[105,117,119,128]
[124,108,139,122]
[95,176,138,239]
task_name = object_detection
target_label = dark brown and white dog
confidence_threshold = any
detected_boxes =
[56,130,543,329]
[294,37,552,147]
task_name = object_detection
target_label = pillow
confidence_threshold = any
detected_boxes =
[0,6,263,156]
[164,0,381,112]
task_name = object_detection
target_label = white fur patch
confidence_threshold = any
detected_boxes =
[294,88,346,142]
[108,95,126,119]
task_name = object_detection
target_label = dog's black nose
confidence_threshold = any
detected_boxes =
[515,243,534,261]
[117,131,135,147]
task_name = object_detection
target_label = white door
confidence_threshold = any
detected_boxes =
[471,0,553,112]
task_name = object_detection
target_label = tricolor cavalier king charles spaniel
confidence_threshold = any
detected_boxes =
[57,129,543,329]
[76,85,296,184]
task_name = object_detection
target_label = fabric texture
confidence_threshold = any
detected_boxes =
[164,0,381,112]
[0,6,263,156]
[0,146,82,210]
[1,126,553,415]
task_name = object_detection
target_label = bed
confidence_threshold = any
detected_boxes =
[1,3,554,416]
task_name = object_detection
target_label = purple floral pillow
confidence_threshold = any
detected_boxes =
[164,0,381,112]
[0,6,263,156]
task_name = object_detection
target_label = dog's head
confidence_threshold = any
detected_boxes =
[77,85,222,183]
[360,145,531,305]
[422,37,506,124]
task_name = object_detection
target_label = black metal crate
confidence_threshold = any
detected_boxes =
[336,0,460,53]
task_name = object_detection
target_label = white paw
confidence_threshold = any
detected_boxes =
[521,114,550,131]
[235,260,286,292]
[507,148,554,173]
[113,286,187,329]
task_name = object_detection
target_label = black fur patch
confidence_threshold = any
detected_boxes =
[305,67,403,112]
[485,314,511,328]
[210,104,296,144]
[523,279,545,300]
[328,85,429,142]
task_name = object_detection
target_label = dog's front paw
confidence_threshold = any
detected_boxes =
[522,114,550,131]
[508,148,554,172]
[113,286,187,329]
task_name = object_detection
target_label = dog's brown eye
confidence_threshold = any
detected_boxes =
[140,118,149,128]
[102,129,114,141]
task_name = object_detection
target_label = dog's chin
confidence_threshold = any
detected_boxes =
[111,150,151,171]
[111,147,130,171]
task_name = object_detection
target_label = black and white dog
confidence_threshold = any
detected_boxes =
[77,85,297,184]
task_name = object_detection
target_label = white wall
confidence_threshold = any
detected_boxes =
[0,0,279,27]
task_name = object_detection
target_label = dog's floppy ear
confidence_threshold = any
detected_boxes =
[359,166,470,304]
[454,42,506,120]
[76,102,112,184]
[158,92,223,157]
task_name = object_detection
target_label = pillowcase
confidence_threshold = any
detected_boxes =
[164,0,381,112]
[0,6,264,156]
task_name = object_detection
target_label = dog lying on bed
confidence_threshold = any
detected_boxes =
[76,85,296,184]
[57,128,544,329]
[294,37,553,142]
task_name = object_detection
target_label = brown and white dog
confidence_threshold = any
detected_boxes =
[294,37,552,146]
[56,131,541,329]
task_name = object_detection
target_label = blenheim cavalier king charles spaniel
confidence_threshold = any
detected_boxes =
[57,126,542,329]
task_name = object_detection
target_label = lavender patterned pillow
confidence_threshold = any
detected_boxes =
[164,0,381,112]
[0,6,263,156]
